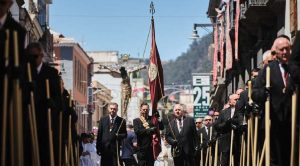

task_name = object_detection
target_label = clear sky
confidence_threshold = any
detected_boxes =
[50,0,210,61]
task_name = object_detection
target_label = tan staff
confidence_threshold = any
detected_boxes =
[258,140,266,166]
[290,86,298,166]
[209,127,213,166]
[249,80,259,166]
[200,133,203,166]
[265,66,271,166]
[46,79,55,166]
[27,63,40,166]
[229,129,234,166]
[12,31,24,166]
[214,139,219,166]
[1,29,9,166]
[239,115,246,166]
[246,116,251,166]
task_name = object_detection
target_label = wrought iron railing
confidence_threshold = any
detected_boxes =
[248,0,269,6]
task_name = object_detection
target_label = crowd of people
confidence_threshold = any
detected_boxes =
[91,34,300,166]
[1,0,300,165]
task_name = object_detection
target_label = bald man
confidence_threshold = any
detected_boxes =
[252,35,294,165]
[165,104,198,166]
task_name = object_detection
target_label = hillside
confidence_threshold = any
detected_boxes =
[163,33,213,85]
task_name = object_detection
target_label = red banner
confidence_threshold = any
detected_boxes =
[148,17,164,160]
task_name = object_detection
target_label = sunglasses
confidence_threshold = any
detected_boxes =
[195,122,202,124]
[28,54,42,59]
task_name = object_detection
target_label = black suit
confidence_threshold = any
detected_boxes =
[133,117,156,166]
[61,89,78,164]
[289,31,300,84]
[0,13,26,166]
[214,107,243,166]
[32,63,62,166]
[97,115,127,166]
[196,125,217,166]
[166,116,198,166]
[252,60,294,165]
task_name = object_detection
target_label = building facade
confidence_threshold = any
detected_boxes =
[207,0,298,110]
[53,34,93,133]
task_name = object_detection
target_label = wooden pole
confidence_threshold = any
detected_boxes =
[205,147,209,166]
[9,100,15,166]
[265,66,271,166]
[250,115,254,164]
[258,140,266,166]
[247,117,251,166]
[27,63,40,166]
[229,129,234,166]
[242,133,246,166]
[201,133,203,166]
[290,86,298,166]
[27,105,39,166]
[214,139,219,166]
[209,127,213,166]
[1,29,9,166]
[240,132,245,166]
[46,79,55,166]
[13,31,24,166]
[253,115,258,166]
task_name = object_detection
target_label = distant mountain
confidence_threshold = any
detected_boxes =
[163,33,213,85]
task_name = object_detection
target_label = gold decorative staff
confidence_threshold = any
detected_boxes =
[1,29,9,166]
[290,86,298,165]
[46,79,55,166]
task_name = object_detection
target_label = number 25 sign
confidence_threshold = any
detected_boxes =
[192,74,211,118]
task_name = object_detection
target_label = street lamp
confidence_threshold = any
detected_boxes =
[189,23,213,40]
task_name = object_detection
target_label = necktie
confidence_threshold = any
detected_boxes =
[178,119,182,132]
[110,118,114,131]
[282,64,289,87]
